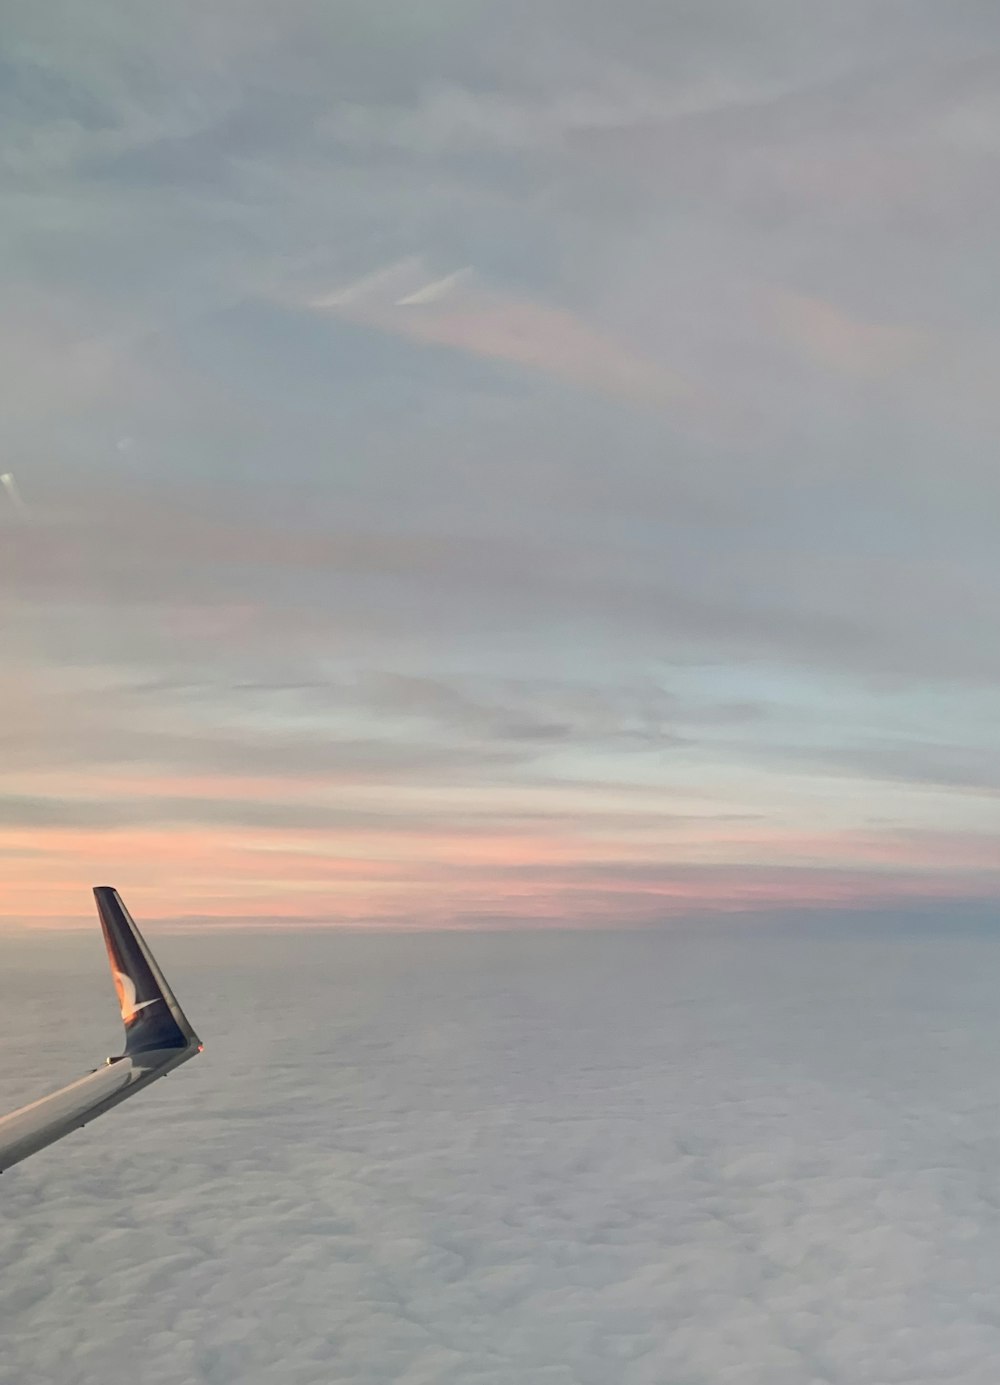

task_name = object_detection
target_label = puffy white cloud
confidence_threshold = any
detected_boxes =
[3,925,1000,1382]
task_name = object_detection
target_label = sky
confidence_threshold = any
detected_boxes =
[2,0,999,928]
[7,925,1000,1384]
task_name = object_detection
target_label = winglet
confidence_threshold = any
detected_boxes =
[93,887,201,1058]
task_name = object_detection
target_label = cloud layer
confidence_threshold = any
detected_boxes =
[5,925,1000,1383]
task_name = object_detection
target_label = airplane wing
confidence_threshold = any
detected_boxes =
[0,886,202,1172]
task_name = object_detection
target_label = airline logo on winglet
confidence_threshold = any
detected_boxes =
[112,968,158,1024]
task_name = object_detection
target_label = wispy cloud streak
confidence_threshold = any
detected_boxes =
[2,1,999,926]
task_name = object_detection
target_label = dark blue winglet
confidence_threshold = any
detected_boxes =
[94,886,200,1057]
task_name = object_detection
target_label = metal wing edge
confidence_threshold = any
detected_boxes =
[0,888,202,1173]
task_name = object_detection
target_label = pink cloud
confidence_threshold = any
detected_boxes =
[770,289,930,377]
[305,261,748,436]
[3,807,996,929]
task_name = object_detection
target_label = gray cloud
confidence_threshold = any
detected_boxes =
[762,737,1000,800]
[3,451,997,689]
[6,927,1000,1381]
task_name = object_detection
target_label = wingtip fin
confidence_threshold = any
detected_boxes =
[93,886,200,1057]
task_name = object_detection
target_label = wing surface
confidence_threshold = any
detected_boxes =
[0,887,202,1172]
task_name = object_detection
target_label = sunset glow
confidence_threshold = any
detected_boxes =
[2,5,998,932]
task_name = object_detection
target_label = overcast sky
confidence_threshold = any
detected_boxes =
[2,1,999,927]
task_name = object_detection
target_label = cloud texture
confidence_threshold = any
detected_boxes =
[1,0,999,924]
[5,925,1000,1382]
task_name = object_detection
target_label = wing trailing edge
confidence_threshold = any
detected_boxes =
[0,887,202,1173]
